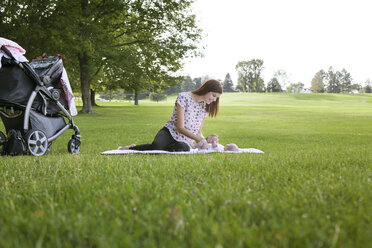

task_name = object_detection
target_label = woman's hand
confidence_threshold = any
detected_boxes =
[195,138,208,149]
[195,134,205,142]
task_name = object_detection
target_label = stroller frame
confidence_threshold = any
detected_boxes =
[0,46,80,156]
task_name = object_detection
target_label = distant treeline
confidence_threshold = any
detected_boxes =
[235,59,370,94]
[97,59,371,103]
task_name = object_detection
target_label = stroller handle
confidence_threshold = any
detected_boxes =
[1,46,15,59]
[1,45,44,87]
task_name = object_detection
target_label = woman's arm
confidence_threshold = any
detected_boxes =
[197,117,206,137]
[176,103,204,142]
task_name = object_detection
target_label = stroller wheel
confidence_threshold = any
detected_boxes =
[68,138,80,154]
[25,129,48,156]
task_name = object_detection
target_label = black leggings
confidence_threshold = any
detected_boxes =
[129,127,190,152]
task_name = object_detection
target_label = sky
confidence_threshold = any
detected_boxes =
[181,0,372,87]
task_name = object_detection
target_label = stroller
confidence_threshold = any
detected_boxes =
[0,43,81,156]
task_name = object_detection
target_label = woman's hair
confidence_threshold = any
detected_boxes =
[192,79,223,118]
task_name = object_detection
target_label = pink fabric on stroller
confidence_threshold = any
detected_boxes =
[0,37,28,68]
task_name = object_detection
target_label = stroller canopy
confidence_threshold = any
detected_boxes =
[29,55,64,87]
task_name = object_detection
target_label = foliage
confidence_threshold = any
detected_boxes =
[235,84,244,92]
[339,69,352,93]
[325,67,352,93]
[0,0,202,112]
[167,76,203,93]
[311,70,325,93]
[266,77,282,92]
[181,76,196,92]
[286,82,304,93]
[307,67,356,94]
[222,73,235,92]
[324,67,339,93]
[350,83,362,92]
[165,84,182,95]
[365,85,372,93]
[97,89,147,102]
[364,79,372,93]
[235,59,265,92]
[193,77,202,89]
[273,69,290,89]
[1,93,372,247]
[200,75,212,84]
[165,77,202,95]
[149,92,167,102]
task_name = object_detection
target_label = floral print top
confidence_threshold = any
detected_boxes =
[164,92,208,148]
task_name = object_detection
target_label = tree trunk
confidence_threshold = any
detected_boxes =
[90,89,98,106]
[134,90,139,105]
[79,52,94,113]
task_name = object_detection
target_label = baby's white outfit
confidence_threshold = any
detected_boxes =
[198,143,224,152]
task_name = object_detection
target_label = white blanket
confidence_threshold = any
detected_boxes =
[101,148,264,155]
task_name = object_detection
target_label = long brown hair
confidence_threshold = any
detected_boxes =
[192,79,223,117]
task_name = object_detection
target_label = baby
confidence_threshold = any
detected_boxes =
[195,134,239,152]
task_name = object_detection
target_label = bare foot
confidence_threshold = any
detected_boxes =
[118,144,136,150]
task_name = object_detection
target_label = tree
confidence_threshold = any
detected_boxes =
[266,78,282,92]
[313,67,355,94]
[311,70,325,93]
[364,79,372,93]
[193,77,202,89]
[150,92,167,102]
[325,67,341,93]
[287,82,304,93]
[273,69,290,89]
[350,83,362,92]
[165,84,182,95]
[1,0,202,113]
[295,82,305,93]
[235,59,265,92]
[339,69,352,93]
[222,73,234,92]
[201,75,211,84]
[365,85,372,93]
[112,45,185,105]
[181,77,196,92]
[235,84,244,92]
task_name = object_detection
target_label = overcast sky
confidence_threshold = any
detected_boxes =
[181,0,372,87]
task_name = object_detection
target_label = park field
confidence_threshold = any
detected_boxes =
[1,93,371,247]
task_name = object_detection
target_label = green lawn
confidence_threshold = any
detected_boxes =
[1,93,371,247]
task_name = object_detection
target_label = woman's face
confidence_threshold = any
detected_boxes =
[203,92,221,104]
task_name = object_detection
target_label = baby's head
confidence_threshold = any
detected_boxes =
[224,143,239,152]
[206,134,219,147]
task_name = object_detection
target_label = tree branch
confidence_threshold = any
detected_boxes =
[88,63,104,84]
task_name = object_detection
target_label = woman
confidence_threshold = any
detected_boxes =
[120,79,223,151]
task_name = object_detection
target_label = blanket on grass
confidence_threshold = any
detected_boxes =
[101,148,264,155]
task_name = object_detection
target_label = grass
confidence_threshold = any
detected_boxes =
[0,93,371,247]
